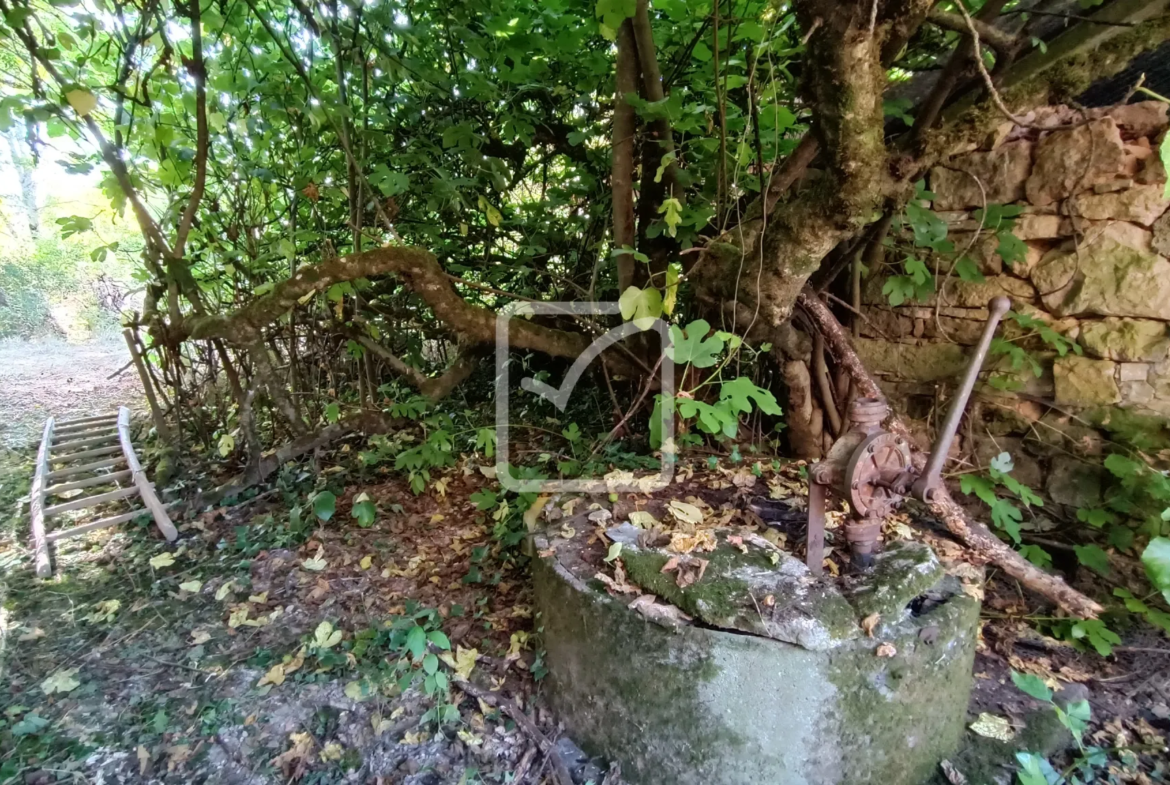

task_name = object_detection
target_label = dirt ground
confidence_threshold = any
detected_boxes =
[0,336,144,448]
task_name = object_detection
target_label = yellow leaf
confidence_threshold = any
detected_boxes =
[178,580,203,594]
[228,608,249,628]
[258,663,286,687]
[319,741,343,762]
[359,555,373,570]
[523,495,550,531]
[65,88,97,116]
[667,499,704,525]
[429,513,445,524]
[439,646,478,680]
[969,713,1016,741]
[248,592,268,604]
[149,552,176,569]
[215,581,235,601]
[137,744,151,775]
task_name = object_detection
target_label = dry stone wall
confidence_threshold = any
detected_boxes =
[857,101,1170,418]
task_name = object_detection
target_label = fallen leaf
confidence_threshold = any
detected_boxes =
[861,613,881,638]
[667,499,704,525]
[258,663,287,687]
[149,552,176,569]
[248,592,269,604]
[271,733,314,777]
[875,642,897,658]
[628,594,692,629]
[627,510,659,527]
[669,529,717,554]
[319,741,343,762]
[439,646,478,680]
[190,629,212,645]
[137,744,151,776]
[940,759,967,785]
[302,546,327,571]
[215,581,235,601]
[178,580,203,594]
[969,713,1015,741]
[41,668,81,695]
[359,555,373,570]
[17,627,45,641]
[166,744,192,772]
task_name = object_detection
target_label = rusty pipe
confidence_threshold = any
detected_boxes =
[912,296,1012,502]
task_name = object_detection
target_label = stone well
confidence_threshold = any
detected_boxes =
[533,519,980,785]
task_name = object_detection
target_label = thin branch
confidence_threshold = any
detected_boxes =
[927,8,1019,53]
[174,0,210,259]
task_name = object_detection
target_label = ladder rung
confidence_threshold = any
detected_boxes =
[52,433,119,451]
[44,485,139,517]
[55,413,118,427]
[47,457,126,480]
[45,507,149,542]
[52,445,123,464]
[45,470,133,497]
[54,421,119,437]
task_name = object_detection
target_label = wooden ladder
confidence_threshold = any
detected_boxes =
[29,407,178,577]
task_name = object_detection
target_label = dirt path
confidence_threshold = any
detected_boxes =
[0,335,144,449]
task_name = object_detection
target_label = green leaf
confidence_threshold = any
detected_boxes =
[426,629,451,650]
[11,713,50,737]
[351,493,376,528]
[1015,752,1057,785]
[618,285,663,330]
[1142,536,1170,603]
[719,377,783,417]
[1010,671,1052,703]
[324,402,340,424]
[313,491,337,522]
[649,394,675,450]
[955,256,985,283]
[604,542,623,562]
[423,652,439,674]
[666,319,724,368]
[1074,544,1110,577]
[997,230,1028,268]
[406,624,427,660]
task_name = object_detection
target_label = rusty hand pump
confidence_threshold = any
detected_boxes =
[805,296,1012,576]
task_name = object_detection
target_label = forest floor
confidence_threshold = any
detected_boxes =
[0,336,142,448]
[0,360,1168,783]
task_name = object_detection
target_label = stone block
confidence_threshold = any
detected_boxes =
[1071,184,1170,227]
[1026,119,1126,206]
[854,338,969,382]
[534,524,980,785]
[1046,457,1103,508]
[1154,210,1170,257]
[1119,362,1150,382]
[1053,355,1120,407]
[1032,224,1170,319]
[1106,101,1170,140]
[1120,379,1155,405]
[1013,214,1069,240]
[930,140,1033,211]
[1078,318,1170,361]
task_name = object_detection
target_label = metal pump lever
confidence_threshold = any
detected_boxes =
[804,296,1012,576]
[912,295,1012,502]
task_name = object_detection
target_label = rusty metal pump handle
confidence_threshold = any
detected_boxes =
[912,296,1012,502]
